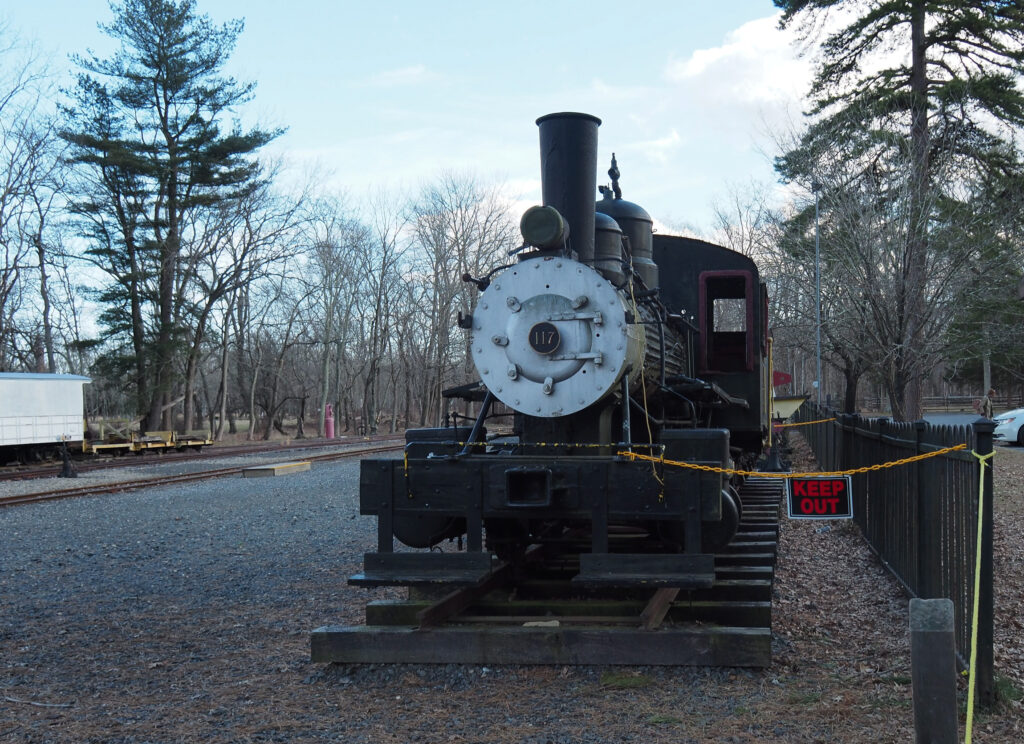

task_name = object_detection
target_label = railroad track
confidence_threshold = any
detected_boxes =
[312,476,784,667]
[0,435,403,482]
[0,441,404,508]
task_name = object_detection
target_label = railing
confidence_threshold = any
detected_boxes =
[791,402,995,706]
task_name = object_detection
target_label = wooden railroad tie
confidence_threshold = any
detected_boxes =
[242,461,311,478]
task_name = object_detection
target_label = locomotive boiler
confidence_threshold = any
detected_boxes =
[356,113,770,591]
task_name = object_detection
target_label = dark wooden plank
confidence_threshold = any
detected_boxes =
[454,615,637,626]
[734,531,778,541]
[366,598,772,628]
[311,625,771,667]
[715,565,773,581]
[349,551,496,586]
[691,579,772,602]
[574,553,714,588]
[415,560,513,627]
[640,588,680,630]
[712,556,774,569]
[722,540,778,554]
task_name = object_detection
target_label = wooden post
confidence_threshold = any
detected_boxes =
[910,598,957,744]
[972,418,995,707]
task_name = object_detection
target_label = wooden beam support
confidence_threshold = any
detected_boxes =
[311,625,772,667]
[640,588,680,630]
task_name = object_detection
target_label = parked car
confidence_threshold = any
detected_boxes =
[993,407,1024,446]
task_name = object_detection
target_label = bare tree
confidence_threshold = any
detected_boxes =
[356,189,408,434]
[302,194,366,436]
[0,28,68,370]
[409,172,517,425]
[176,164,306,432]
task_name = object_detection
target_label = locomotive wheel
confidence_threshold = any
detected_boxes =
[727,484,743,524]
[484,518,529,562]
[700,488,740,552]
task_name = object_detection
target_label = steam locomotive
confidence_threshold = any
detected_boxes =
[356,113,770,590]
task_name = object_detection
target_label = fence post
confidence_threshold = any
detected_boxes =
[910,598,958,744]
[914,420,936,599]
[840,414,858,530]
[971,418,995,707]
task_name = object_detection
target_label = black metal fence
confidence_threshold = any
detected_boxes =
[790,403,995,705]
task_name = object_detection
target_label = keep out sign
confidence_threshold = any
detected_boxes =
[786,476,854,520]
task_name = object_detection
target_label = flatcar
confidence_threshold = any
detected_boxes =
[356,113,770,590]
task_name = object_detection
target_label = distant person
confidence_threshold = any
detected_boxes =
[981,388,995,419]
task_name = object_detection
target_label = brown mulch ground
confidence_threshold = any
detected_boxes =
[1,435,1022,742]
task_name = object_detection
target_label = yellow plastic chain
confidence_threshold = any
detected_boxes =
[406,438,967,479]
[964,449,994,744]
[775,417,837,428]
[617,443,968,479]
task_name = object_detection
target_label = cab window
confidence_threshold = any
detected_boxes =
[700,271,753,372]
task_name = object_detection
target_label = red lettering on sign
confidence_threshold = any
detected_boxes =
[800,498,813,514]
[793,481,807,497]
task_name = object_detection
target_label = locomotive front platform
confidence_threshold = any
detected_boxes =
[312,476,782,667]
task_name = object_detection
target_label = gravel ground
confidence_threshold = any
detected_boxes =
[1,439,1021,743]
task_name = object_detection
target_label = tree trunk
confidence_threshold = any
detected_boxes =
[982,347,992,395]
[33,235,56,373]
[214,311,231,441]
[896,0,930,422]
[842,367,861,414]
[318,344,331,438]
[296,396,306,439]
[247,364,260,441]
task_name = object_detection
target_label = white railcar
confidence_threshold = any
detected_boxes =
[0,373,90,454]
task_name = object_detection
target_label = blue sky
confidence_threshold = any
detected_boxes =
[3,1,811,233]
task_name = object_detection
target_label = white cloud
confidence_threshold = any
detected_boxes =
[624,129,682,165]
[663,14,810,104]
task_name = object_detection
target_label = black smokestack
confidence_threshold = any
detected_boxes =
[536,112,601,263]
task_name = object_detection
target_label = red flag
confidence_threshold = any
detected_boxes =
[773,370,792,387]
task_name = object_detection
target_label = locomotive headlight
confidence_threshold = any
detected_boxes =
[520,205,567,249]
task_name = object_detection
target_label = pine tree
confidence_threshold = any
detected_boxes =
[774,0,1024,419]
[62,0,280,427]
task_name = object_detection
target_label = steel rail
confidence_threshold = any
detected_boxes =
[0,435,404,482]
[0,442,402,508]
